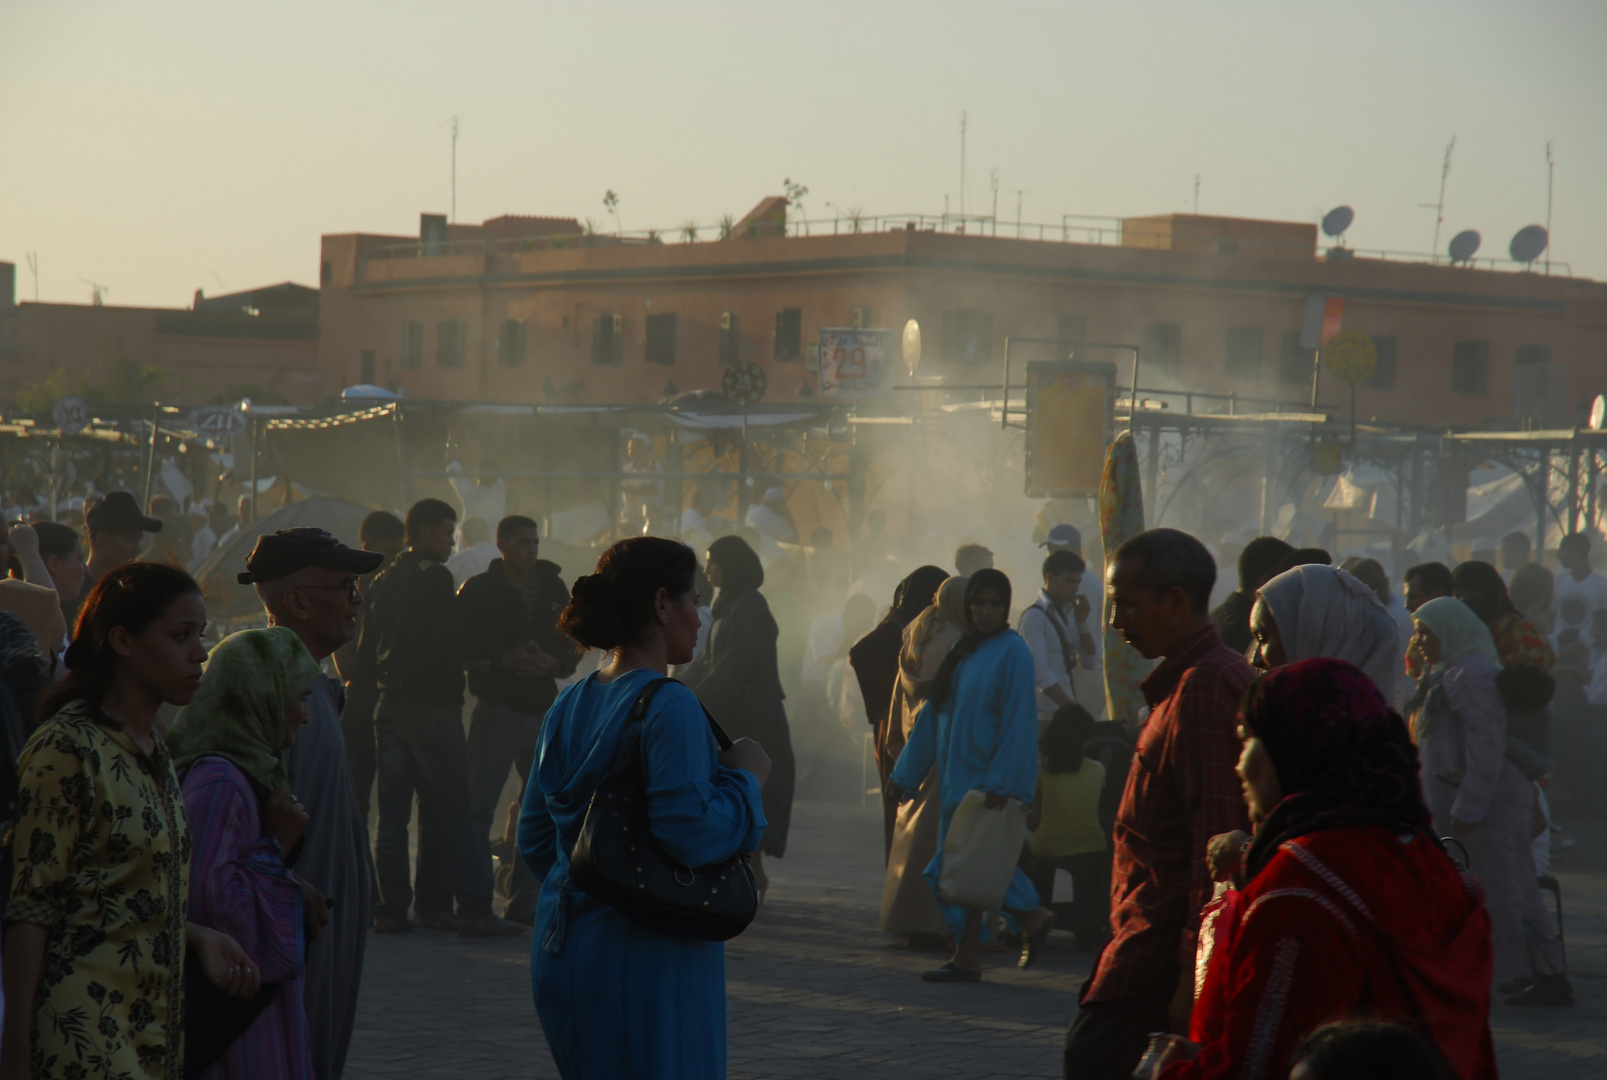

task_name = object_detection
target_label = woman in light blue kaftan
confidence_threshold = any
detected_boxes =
[519,537,768,1080]
[890,568,1052,981]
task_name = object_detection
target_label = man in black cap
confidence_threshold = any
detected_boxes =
[242,527,384,1080]
[75,491,162,622]
[354,498,523,938]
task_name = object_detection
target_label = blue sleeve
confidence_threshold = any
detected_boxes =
[517,746,559,880]
[641,684,767,867]
[982,637,1041,803]
[891,699,937,792]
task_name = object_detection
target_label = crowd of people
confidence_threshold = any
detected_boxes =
[0,462,1595,1080]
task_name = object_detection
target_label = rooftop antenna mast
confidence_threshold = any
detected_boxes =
[990,167,999,236]
[959,110,967,221]
[448,115,459,223]
[1420,135,1455,262]
[24,253,37,301]
[1193,173,1200,214]
[79,278,108,306]
[1545,140,1554,274]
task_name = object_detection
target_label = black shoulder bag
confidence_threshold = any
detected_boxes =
[568,677,759,942]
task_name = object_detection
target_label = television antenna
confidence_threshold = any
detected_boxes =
[958,110,967,219]
[444,115,460,223]
[24,253,38,301]
[990,168,999,236]
[1193,174,1200,215]
[79,278,108,306]
[1544,141,1554,274]
[1419,135,1455,261]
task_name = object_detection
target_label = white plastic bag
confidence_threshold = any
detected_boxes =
[937,789,1031,911]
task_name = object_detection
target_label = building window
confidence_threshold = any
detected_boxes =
[401,321,424,369]
[1224,327,1262,380]
[592,313,623,365]
[359,349,376,385]
[719,312,740,367]
[1365,335,1397,389]
[941,309,993,365]
[645,313,677,366]
[437,320,464,368]
[1278,331,1308,384]
[1514,344,1562,426]
[1144,322,1181,377]
[1058,315,1087,361]
[1451,341,1489,395]
[774,309,803,363]
[498,318,525,367]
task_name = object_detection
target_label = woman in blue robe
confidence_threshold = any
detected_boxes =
[891,568,1053,982]
[519,537,771,1079]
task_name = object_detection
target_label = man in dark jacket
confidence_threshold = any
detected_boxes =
[356,497,524,938]
[1209,536,1293,654]
[458,514,575,924]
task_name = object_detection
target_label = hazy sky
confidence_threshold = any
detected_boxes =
[3,1,1603,308]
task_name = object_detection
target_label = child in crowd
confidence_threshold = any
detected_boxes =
[1022,704,1109,951]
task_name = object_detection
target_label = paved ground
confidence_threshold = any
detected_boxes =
[345,799,1607,1079]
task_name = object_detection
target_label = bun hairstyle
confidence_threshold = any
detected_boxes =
[560,537,697,651]
[40,562,201,723]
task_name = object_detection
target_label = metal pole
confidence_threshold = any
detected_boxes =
[391,408,411,510]
[1310,349,1322,410]
[1001,337,1011,431]
[1536,448,1549,553]
[143,420,159,508]
[249,420,260,523]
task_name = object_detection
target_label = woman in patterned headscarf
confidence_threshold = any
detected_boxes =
[1165,659,1496,1080]
[168,626,326,1079]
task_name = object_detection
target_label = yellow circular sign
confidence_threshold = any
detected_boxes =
[1322,330,1378,384]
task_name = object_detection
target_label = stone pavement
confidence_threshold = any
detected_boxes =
[345,800,1607,1079]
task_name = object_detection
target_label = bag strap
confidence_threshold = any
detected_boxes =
[629,676,733,751]
[1031,599,1079,686]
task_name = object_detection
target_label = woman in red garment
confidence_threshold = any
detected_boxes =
[1150,659,1496,1080]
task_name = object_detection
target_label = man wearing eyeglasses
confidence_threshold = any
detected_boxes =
[240,526,386,1080]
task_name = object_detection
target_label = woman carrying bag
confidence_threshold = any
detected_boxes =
[889,569,1053,983]
[519,537,771,1080]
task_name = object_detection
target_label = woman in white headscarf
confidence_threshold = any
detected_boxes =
[1249,564,1400,699]
[879,576,968,941]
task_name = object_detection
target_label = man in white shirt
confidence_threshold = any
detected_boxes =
[448,458,507,535]
[1500,531,1533,585]
[1554,532,1607,619]
[1018,549,1096,728]
[1041,524,1104,714]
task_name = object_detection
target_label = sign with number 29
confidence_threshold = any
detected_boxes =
[817,328,886,397]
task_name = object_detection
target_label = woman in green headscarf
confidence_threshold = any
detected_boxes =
[1409,596,1571,1005]
[169,626,330,1078]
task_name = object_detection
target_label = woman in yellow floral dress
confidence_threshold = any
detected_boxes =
[1,563,259,1080]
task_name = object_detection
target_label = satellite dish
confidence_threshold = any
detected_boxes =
[1509,225,1548,264]
[1321,206,1354,238]
[1591,394,1606,431]
[901,319,922,376]
[1447,230,1481,263]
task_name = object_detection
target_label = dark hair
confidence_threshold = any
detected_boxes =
[1501,531,1532,555]
[1112,528,1216,613]
[1042,549,1087,580]
[404,498,457,540]
[498,514,539,542]
[360,510,405,543]
[1290,1021,1450,1080]
[1238,536,1295,591]
[34,521,82,562]
[1559,532,1590,556]
[1404,561,1455,598]
[1043,703,1096,774]
[1347,557,1390,606]
[929,568,1013,711]
[954,543,993,576]
[1273,547,1332,576]
[559,537,697,651]
[39,563,201,723]
[1508,562,1554,613]
[1451,560,1514,622]
[1496,663,1555,713]
[893,565,950,624]
[707,534,764,615]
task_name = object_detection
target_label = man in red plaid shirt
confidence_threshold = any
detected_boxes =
[1064,529,1256,1080]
